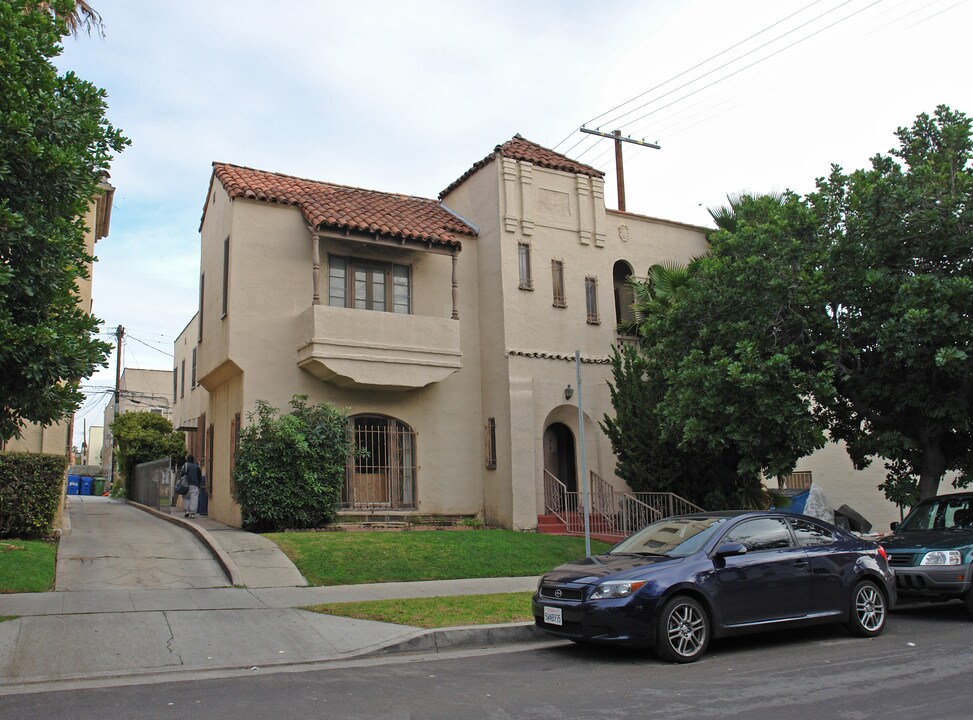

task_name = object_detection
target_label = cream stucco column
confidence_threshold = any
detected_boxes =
[509,376,539,530]
[451,252,459,320]
[311,233,321,305]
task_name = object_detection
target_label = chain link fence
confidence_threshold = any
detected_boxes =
[130,458,176,512]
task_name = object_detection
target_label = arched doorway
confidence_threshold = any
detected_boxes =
[343,414,416,509]
[544,423,577,493]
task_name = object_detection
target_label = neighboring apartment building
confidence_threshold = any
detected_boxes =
[83,425,104,467]
[3,180,115,458]
[173,135,900,531]
[102,367,175,475]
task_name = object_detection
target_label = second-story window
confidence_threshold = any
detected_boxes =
[518,242,533,290]
[551,259,566,308]
[328,255,411,314]
[221,236,230,318]
[585,276,600,324]
[191,347,197,387]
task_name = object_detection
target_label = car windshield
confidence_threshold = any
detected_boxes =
[899,497,973,531]
[609,516,730,558]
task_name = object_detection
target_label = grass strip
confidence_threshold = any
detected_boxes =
[305,591,535,628]
[0,540,57,593]
[265,529,611,586]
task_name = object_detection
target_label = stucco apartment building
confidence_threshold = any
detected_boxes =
[173,136,900,531]
[2,180,115,459]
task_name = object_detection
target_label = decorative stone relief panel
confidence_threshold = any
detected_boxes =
[538,188,571,216]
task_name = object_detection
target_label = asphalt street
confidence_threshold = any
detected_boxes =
[3,601,971,720]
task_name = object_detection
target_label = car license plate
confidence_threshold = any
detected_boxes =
[543,606,563,626]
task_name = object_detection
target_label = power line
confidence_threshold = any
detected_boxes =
[127,333,174,358]
[604,0,883,138]
[594,0,839,130]
[554,0,829,151]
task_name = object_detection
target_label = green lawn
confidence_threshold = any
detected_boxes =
[306,591,535,628]
[0,539,57,593]
[265,529,612,586]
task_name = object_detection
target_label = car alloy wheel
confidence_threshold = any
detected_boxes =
[846,580,887,637]
[657,596,709,663]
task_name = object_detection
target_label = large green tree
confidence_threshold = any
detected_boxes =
[625,107,972,505]
[811,105,973,503]
[0,0,127,442]
[111,412,186,495]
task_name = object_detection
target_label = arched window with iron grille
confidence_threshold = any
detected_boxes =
[343,414,417,510]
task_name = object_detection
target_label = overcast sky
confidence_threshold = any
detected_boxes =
[59,0,973,444]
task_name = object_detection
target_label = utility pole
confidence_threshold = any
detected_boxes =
[579,127,660,212]
[110,325,124,485]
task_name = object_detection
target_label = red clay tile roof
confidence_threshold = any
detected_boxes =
[439,134,604,199]
[210,163,475,247]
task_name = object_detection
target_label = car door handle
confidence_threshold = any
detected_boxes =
[793,560,809,568]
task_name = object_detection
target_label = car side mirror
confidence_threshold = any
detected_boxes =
[890,522,899,531]
[714,541,748,558]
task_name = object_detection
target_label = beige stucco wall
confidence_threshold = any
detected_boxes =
[442,156,710,530]
[194,179,488,525]
[796,441,904,532]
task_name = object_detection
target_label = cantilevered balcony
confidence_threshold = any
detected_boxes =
[296,305,462,390]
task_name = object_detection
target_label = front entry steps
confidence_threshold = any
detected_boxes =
[536,513,619,545]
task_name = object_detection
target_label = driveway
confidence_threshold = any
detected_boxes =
[56,496,230,590]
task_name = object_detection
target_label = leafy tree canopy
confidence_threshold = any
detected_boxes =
[0,0,128,442]
[110,412,186,493]
[622,106,971,506]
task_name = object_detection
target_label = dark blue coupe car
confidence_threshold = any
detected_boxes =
[533,511,895,663]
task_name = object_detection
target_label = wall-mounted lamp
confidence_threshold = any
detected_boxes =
[564,384,574,401]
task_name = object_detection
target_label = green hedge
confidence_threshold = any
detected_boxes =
[0,452,66,539]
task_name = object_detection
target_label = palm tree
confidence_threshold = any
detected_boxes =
[35,1,104,37]
[622,260,690,338]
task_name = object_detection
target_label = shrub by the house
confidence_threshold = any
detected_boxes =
[0,452,66,538]
[234,396,352,532]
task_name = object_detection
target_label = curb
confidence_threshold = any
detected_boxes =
[364,621,549,657]
[127,500,245,587]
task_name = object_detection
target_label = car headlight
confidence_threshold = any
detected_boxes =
[919,550,962,566]
[588,579,648,600]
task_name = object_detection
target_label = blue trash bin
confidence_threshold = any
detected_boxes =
[197,487,208,516]
[80,476,93,496]
[67,475,80,495]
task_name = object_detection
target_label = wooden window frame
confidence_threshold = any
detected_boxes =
[585,276,600,324]
[485,418,497,469]
[198,273,205,342]
[518,242,533,290]
[221,236,230,319]
[551,259,566,308]
[328,254,411,314]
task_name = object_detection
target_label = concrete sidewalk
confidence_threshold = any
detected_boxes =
[0,498,547,694]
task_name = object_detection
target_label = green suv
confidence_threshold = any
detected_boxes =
[880,492,973,615]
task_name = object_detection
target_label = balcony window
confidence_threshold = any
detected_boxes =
[329,255,410,314]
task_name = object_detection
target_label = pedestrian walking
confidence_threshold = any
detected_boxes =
[181,455,203,518]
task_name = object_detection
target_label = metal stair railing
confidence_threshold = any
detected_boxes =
[543,470,705,540]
